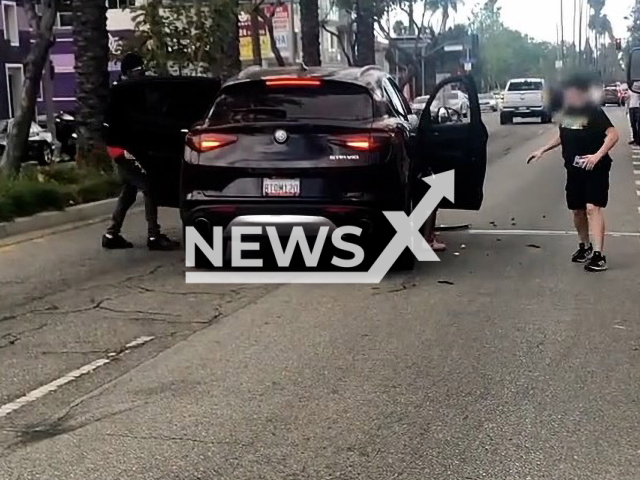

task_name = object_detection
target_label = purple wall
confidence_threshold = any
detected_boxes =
[36,28,132,114]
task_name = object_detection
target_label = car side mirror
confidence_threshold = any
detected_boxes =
[627,48,640,93]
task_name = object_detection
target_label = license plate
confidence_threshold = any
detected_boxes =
[263,178,300,197]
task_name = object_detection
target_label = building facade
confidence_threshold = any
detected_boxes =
[0,0,31,119]
[1,0,382,119]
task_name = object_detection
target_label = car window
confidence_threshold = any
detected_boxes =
[507,81,543,92]
[209,82,374,125]
[382,79,409,118]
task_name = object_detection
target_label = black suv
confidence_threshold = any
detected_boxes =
[108,67,488,268]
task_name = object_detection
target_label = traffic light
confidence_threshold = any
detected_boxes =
[616,38,622,51]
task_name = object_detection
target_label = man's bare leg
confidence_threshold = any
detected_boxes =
[586,204,605,252]
[422,210,446,251]
[573,209,590,245]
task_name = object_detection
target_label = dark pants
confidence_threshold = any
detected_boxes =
[630,107,640,144]
[106,161,161,237]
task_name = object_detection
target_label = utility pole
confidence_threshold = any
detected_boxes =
[560,0,565,66]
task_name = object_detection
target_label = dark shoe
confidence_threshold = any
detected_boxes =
[148,233,180,251]
[102,233,133,249]
[585,252,607,272]
[629,140,638,146]
[571,243,593,263]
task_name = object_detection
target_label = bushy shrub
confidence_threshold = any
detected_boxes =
[0,162,119,222]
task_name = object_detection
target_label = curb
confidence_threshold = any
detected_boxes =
[0,196,142,242]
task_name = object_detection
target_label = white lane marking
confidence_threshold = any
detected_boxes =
[637,191,640,197]
[466,229,640,238]
[0,335,155,419]
[636,180,640,186]
[634,162,640,166]
[634,170,640,175]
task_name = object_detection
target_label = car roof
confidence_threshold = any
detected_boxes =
[508,78,544,83]
[225,65,387,92]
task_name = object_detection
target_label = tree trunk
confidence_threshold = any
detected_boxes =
[219,0,241,79]
[0,0,57,177]
[355,0,375,66]
[72,0,110,170]
[258,7,286,67]
[250,8,263,66]
[300,0,321,66]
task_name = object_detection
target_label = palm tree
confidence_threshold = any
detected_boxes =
[300,0,321,65]
[72,0,110,168]
[427,0,464,34]
[355,0,375,66]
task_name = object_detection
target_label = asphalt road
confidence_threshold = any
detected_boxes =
[1,109,639,479]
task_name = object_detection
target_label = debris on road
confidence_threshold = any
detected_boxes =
[526,244,542,249]
[437,280,455,285]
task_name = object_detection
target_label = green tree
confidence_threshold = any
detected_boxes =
[121,0,239,76]
[0,0,59,176]
[469,0,557,90]
[300,0,321,65]
[629,0,640,47]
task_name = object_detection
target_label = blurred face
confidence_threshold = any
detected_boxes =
[563,87,590,109]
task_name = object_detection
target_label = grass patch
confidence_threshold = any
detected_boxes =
[0,163,120,222]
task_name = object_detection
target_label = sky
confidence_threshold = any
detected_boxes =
[451,0,635,43]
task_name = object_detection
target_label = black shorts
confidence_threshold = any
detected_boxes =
[565,161,611,210]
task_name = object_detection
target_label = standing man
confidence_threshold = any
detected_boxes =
[102,53,180,251]
[527,74,619,272]
[627,82,640,145]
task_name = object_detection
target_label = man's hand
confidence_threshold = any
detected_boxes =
[581,154,602,171]
[527,149,544,164]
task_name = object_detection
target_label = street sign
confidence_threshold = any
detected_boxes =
[464,62,472,72]
[555,60,563,69]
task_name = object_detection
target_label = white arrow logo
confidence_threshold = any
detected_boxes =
[186,170,455,284]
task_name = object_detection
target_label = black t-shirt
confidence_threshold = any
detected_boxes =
[559,105,614,168]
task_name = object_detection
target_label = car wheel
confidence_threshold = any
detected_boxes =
[39,144,53,166]
[500,112,512,125]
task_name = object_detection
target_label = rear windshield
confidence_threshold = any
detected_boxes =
[208,82,374,125]
[507,81,543,92]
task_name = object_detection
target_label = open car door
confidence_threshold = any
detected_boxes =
[416,75,488,210]
[108,76,221,207]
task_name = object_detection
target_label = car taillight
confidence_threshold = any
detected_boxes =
[186,133,237,153]
[107,146,125,159]
[264,77,321,87]
[330,134,389,152]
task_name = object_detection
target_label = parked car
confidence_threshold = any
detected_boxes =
[410,95,430,117]
[0,120,54,165]
[107,68,489,270]
[500,78,551,124]
[479,93,498,112]
[602,84,622,106]
[37,111,77,160]
[443,90,470,118]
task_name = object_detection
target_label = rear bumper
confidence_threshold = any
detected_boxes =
[181,201,394,237]
[501,106,545,117]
